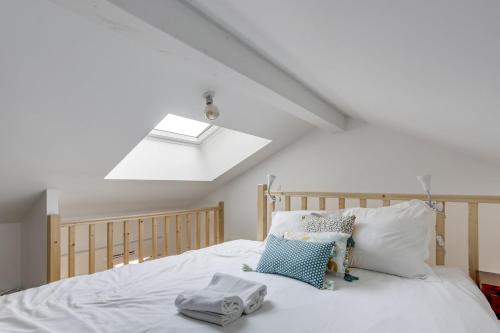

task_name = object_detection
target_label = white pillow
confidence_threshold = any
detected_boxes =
[267,210,326,238]
[339,200,435,278]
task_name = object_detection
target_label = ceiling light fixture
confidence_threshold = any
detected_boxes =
[203,91,220,120]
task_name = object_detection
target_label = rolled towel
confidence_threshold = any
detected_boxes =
[207,273,267,314]
[175,289,243,326]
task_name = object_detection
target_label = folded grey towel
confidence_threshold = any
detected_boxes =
[179,308,242,327]
[207,273,267,314]
[175,288,243,313]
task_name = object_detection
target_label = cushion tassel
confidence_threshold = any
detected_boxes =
[242,264,254,272]
[344,272,359,282]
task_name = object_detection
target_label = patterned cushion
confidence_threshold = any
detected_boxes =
[303,214,355,234]
[284,231,350,274]
[301,215,356,275]
[256,234,334,289]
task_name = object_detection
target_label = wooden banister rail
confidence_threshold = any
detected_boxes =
[258,185,500,284]
[47,203,224,283]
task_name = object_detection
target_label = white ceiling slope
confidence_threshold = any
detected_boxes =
[0,0,315,223]
[189,0,500,164]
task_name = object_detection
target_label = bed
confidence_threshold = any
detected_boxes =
[0,240,498,332]
[1,186,500,332]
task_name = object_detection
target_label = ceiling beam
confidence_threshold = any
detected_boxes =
[53,0,346,132]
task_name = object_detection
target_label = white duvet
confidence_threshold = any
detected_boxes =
[0,240,498,333]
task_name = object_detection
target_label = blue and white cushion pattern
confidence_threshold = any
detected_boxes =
[256,234,334,289]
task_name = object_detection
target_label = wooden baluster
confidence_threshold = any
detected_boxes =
[271,200,276,212]
[163,216,169,257]
[123,221,130,265]
[468,202,479,283]
[185,214,192,250]
[195,212,201,250]
[212,210,217,245]
[217,202,224,243]
[301,196,308,210]
[338,198,345,209]
[359,198,367,208]
[319,197,326,210]
[138,219,144,262]
[175,215,181,255]
[106,222,113,269]
[205,210,210,246]
[68,225,76,277]
[151,218,157,259]
[284,196,291,211]
[383,199,390,207]
[88,224,95,274]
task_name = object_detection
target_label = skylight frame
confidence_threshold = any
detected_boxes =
[149,114,218,145]
[154,114,211,138]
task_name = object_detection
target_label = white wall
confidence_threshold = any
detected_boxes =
[198,124,500,273]
[20,190,59,289]
[0,223,21,291]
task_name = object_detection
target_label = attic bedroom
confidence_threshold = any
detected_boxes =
[1,0,499,332]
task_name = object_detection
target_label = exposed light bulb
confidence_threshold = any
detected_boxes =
[203,91,220,120]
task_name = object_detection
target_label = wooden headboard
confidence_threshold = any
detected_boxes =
[257,184,500,283]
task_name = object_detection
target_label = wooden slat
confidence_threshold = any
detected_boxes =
[68,225,76,277]
[359,198,367,208]
[301,196,308,210]
[435,202,446,265]
[63,205,222,225]
[175,215,181,255]
[319,197,326,210]
[185,214,192,250]
[257,184,268,241]
[468,202,479,283]
[123,221,130,265]
[106,222,113,269]
[212,210,217,245]
[205,210,210,246]
[217,201,224,243]
[284,196,291,211]
[163,216,169,257]
[151,218,157,259]
[88,224,95,274]
[266,191,500,204]
[383,199,390,207]
[338,197,345,209]
[47,215,61,283]
[138,219,144,263]
[195,212,201,250]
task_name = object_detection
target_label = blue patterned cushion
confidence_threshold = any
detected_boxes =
[256,234,334,289]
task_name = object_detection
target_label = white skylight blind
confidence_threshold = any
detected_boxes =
[154,114,210,138]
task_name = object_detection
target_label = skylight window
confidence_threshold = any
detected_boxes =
[154,114,210,137]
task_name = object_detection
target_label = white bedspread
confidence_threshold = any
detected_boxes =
[0,240,498,333]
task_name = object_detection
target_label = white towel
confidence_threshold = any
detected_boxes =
[207,273,267,314]
[175,289,243,326]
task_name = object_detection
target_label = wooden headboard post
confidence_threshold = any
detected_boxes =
[257,184,268,241]
[47,214,61,283]
[256,185,500,284]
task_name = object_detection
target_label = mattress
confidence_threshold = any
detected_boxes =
[0,240,498,333]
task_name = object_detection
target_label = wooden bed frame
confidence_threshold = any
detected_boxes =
[257,184,500,283]
[47,202,224,283]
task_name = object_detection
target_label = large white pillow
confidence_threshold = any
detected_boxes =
[267,210,326,238]
[339,200,435,278]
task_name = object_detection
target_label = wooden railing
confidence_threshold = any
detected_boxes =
[257,184,500,284]
[47,202,224,283]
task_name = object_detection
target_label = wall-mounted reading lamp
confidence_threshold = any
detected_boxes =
[266,174,280,203]
[417,174,446,251]
[417,174,445,213]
